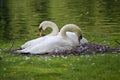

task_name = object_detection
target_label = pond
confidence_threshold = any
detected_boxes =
[0,0,120,46]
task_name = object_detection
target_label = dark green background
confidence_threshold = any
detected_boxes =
[0,0,120,44]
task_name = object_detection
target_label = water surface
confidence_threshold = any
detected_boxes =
[0,0,120,45]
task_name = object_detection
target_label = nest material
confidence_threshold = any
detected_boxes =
[6,42,120,56]
[50,42,120,56]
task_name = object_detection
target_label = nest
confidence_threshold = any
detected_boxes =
[50,42,120,56]
[6,42,120,56]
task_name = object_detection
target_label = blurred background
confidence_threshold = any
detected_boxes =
[0,0,120,46]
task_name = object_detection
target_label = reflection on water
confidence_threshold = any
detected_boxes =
[0,0,120,44]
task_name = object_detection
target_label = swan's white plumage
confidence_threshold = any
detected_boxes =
[17,24,84,54]
[19,35,73,54]
[21,32,88,49]
[21,37,47,49]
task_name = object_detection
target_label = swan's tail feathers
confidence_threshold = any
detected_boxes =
[21,42,31,49]
[14,50,30,54]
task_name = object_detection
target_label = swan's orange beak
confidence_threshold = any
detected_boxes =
[78,35,82,44]
[39,30,44,36]
[39,27,44,36]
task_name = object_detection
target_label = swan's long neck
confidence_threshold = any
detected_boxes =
[60,24,82,40]
[39,21,59,36]
[46,23,59,36]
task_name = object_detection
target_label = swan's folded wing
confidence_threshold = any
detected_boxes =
[22,36,72,54]
[21,37,47,49]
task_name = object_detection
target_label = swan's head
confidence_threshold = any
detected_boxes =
[38,21,58,36]
[39,26,44,36]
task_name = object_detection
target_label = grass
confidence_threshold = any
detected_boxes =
[0,52,120,80]
[0,40,120,80]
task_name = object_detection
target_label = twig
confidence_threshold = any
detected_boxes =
[9,39,15,51]
[114,40,120,45]
[0,56,2,60]
[0,48,5,52]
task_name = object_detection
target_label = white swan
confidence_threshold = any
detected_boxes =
[17,24,83,54]
[21,21,59,49]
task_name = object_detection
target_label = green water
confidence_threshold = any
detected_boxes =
[0,0,120,45]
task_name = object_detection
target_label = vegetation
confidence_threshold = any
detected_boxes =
[0,52,120,80]
[0,41,120,80]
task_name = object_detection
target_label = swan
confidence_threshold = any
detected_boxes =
[21,21,59,49]
[17,24,83,54]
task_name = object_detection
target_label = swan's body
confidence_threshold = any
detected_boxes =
[21,21,88,49]
[17,24,83,54]
[21,21,59,49]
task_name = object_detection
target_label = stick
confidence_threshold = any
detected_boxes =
[9,39,15,51]
[0,48,3,50]
[114,40,120,45]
